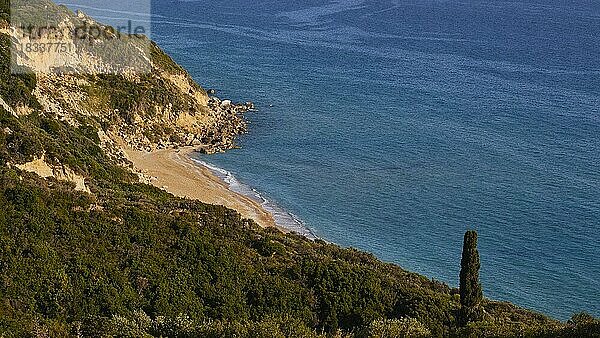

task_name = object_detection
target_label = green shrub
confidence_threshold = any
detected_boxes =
[357,318,431,338]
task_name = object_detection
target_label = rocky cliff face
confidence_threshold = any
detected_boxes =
[2,0,252,161]
[14,154,90,192]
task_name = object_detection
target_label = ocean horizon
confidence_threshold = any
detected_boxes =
[149,0,600,320]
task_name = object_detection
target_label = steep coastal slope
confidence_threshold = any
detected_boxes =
[0,1,598,337]
[3,0,250,156]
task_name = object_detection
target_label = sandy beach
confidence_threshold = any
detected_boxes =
[124,147,276,228]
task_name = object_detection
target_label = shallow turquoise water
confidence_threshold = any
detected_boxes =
[150,0,599,319]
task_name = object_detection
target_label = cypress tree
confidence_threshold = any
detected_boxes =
[459,230,483,325]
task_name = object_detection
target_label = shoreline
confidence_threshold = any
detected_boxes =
[190,157,318,239]
[124,147,277,229]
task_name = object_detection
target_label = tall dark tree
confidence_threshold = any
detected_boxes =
[459,230,483,326]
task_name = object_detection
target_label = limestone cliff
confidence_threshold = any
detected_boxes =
[14,154,90,192]
[0,0,257,192]
[1,0,252,160]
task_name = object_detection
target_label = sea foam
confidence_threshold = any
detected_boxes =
[190,157,318,239]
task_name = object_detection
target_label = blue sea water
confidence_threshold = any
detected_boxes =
[149,0,598,319]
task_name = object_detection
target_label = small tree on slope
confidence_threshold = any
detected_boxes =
[459,230,483,326]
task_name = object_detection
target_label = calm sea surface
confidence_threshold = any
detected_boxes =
[146,0,599,319]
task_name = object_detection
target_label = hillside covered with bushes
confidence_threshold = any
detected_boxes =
[0,1,598,337]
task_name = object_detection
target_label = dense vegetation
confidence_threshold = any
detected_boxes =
[0,33,41,112]
[1,109,597,338]
[0,0,8,23]
[0,2,599,337]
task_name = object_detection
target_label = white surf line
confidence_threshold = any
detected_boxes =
[190,157,318,239]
